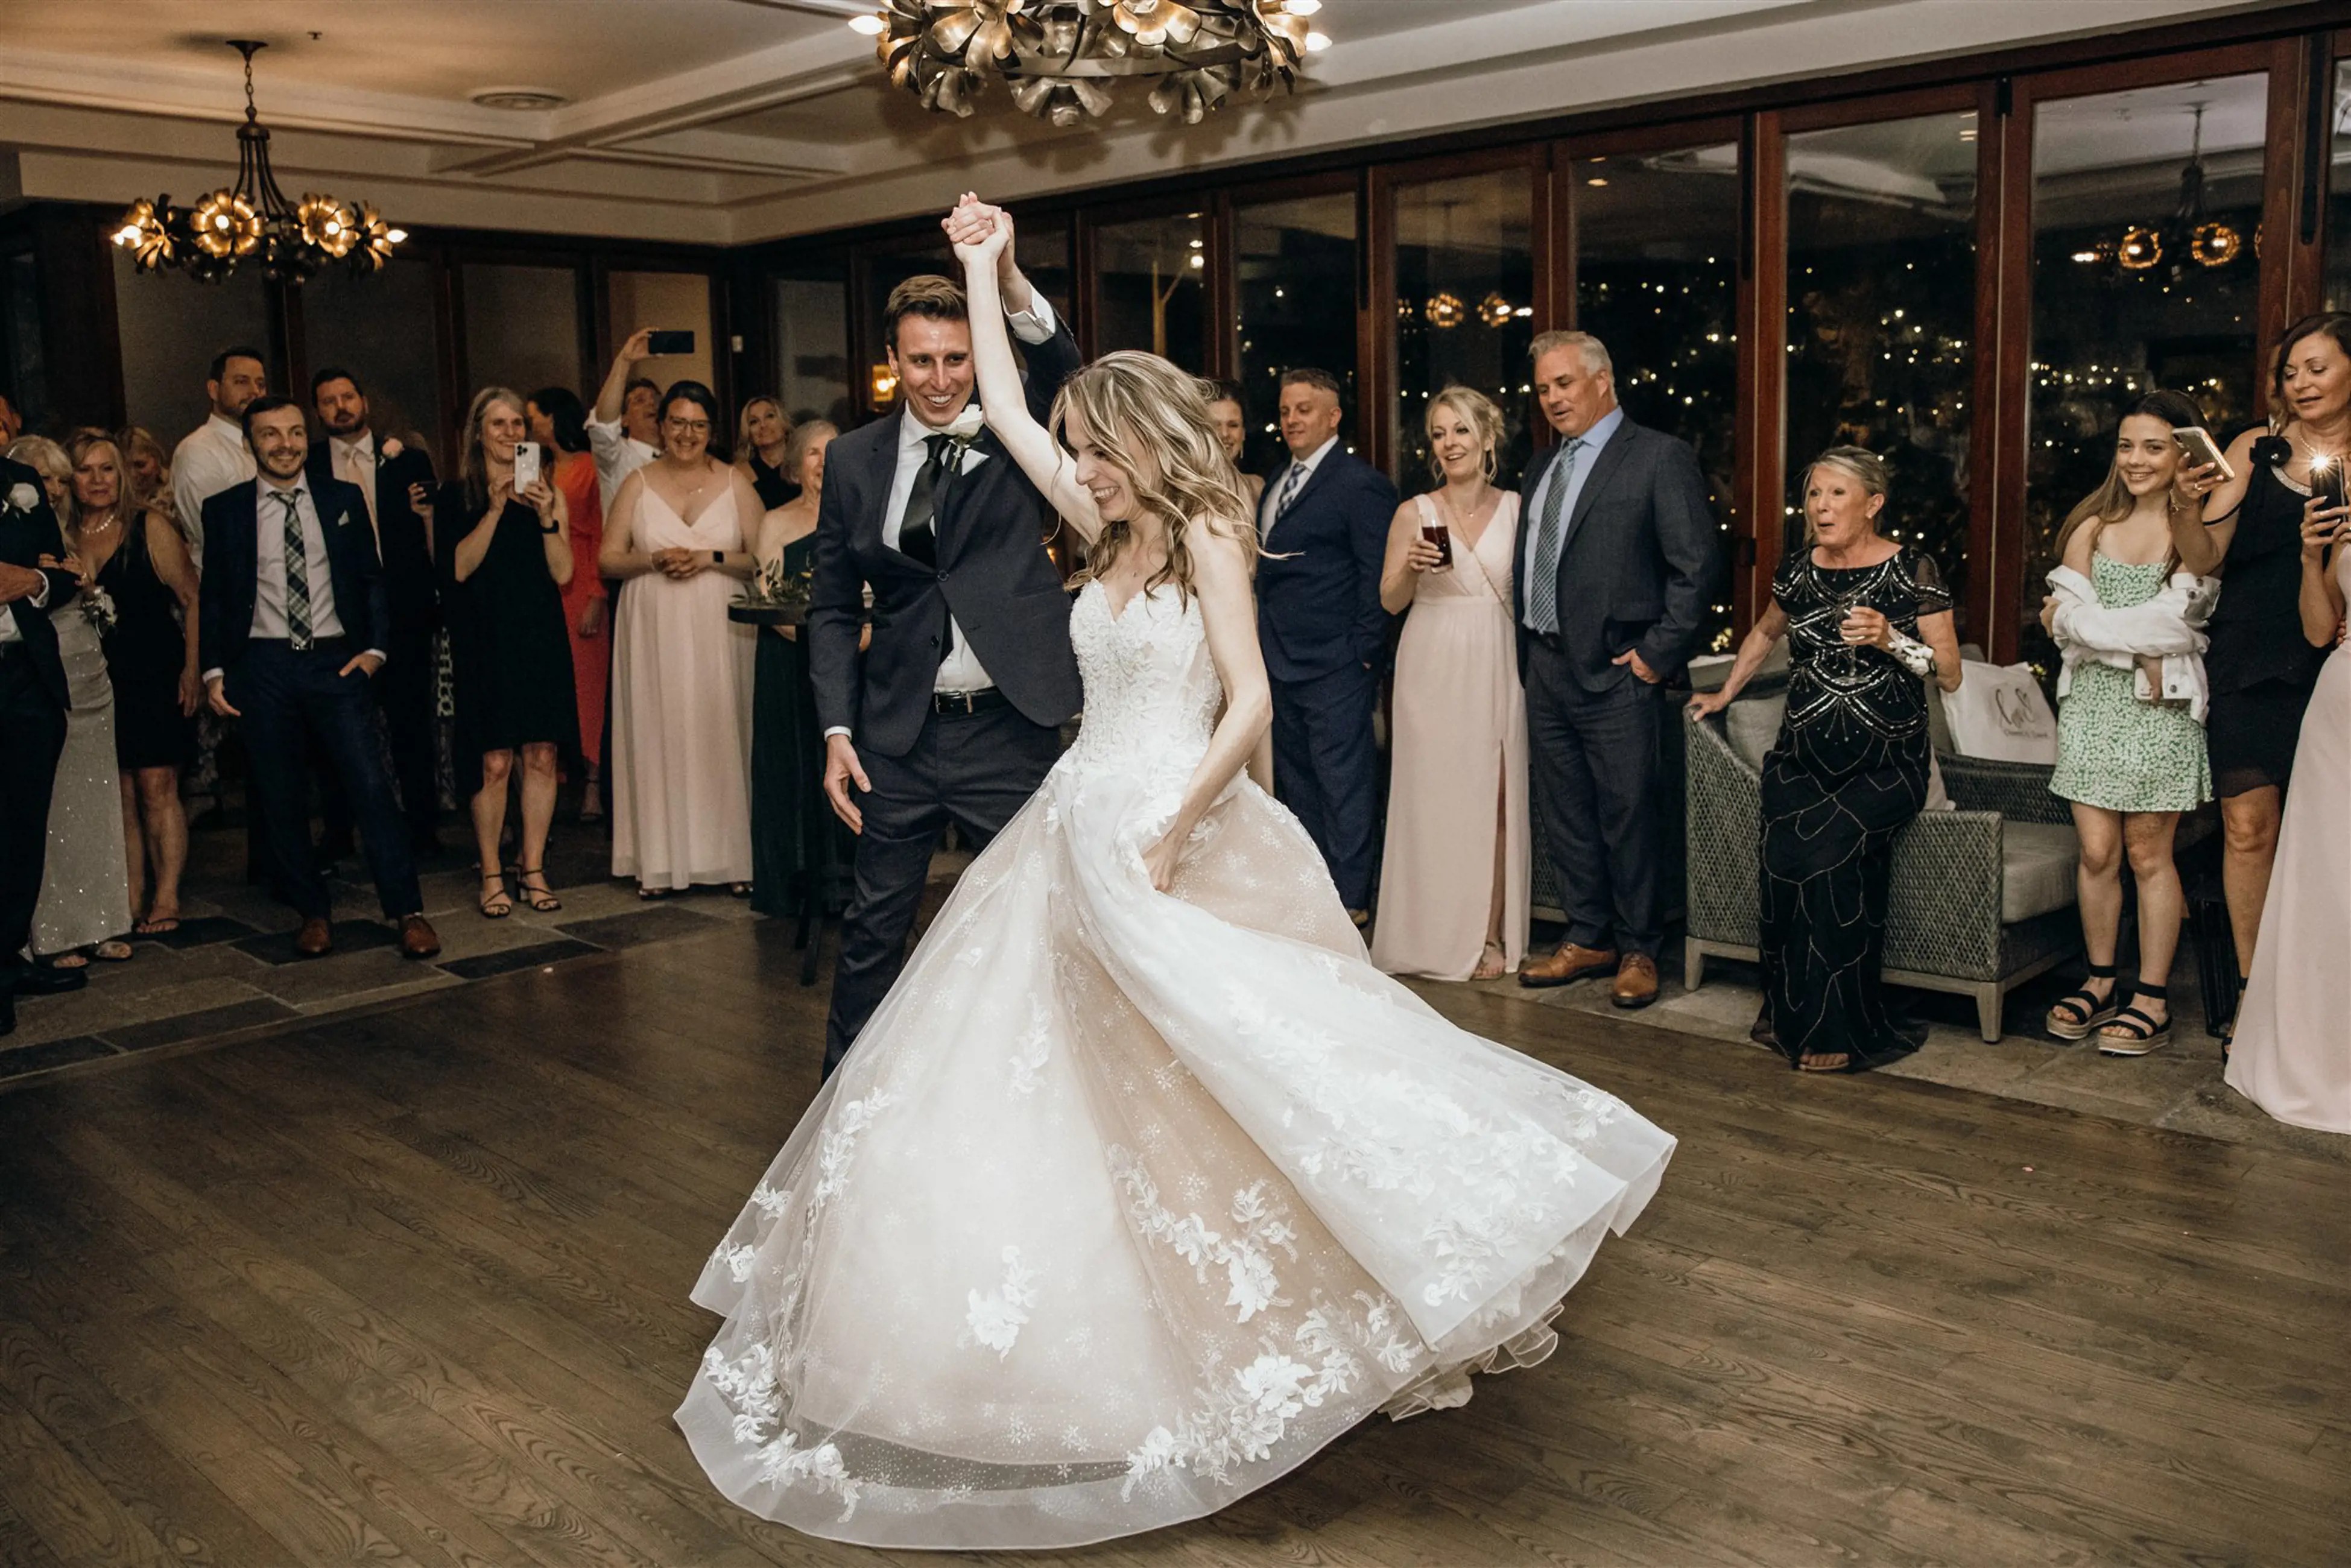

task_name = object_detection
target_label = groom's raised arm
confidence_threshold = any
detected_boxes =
[806,461,862,739]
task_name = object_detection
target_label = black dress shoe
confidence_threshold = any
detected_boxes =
[14,964,88,996]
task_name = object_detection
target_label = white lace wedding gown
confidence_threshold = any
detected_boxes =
[677,578,1675,1549]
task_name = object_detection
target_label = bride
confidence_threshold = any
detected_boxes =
[676,200,1675,1550]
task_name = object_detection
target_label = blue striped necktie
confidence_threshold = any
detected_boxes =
[1526,439,1580,636]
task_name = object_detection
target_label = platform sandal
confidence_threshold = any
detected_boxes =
[2096,982,2171,1057]
[2046,962,2119,1041]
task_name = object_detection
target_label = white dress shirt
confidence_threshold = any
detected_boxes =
[1519,405,1624,624]
[586,417,659,513]
[171,412,256,569]
[327,429,379,539]
[825,292,1061,740]
[202,474,382,681]
[1261,433,1341,536]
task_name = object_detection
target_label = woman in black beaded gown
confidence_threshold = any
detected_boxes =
[1690,447,1963,1072]
[438,387,580,919]
[2197,312,2349,1041]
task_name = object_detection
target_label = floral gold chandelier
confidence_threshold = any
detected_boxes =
[855,0,1324,127]
[112,40,405,285]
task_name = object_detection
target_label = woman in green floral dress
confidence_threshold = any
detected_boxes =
[2041,391,2225,1056]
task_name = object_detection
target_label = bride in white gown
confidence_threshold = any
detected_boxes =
[676,200,1675,1550]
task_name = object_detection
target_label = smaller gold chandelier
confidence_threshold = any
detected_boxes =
[113,40,405,284]
[872,0,1314,128]
[1423,292,1466,330]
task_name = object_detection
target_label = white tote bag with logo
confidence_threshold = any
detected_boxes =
[1942,660,2059,763]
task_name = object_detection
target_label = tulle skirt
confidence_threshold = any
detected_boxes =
[677,754,1675,1549]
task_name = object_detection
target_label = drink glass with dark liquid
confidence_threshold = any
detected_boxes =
[1420,519,1454,570]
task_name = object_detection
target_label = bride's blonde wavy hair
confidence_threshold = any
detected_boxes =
[1051,350,1258,603]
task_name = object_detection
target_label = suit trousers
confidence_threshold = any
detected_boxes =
[233,639,423,923]
[1524,639,1665,958]
[0,649,67,975]
[319,627,439,852]
[1269,661,1380,911]
[823,702,1063,1078]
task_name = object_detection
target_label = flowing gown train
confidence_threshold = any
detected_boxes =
[678,578,1674,1549]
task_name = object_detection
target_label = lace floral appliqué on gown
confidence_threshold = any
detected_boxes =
[677,578,1675,1549]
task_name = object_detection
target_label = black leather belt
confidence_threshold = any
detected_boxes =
[933,687,1010,716]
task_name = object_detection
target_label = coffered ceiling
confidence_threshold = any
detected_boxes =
[0,0,2290,247]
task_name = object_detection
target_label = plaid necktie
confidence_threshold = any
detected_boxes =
[1274,459,1309,519]
[1525,438,1581,636]
[277,490,313,651]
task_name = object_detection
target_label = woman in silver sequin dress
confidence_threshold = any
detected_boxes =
[5,437,133,967]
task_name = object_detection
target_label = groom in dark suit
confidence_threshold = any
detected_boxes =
[200,397,440,962]
[1513,331,1721,1008]
[1256,368,1398,920]
[0,454,83,1034]
[809,203,1083,1078]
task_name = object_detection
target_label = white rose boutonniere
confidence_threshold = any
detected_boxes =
[5,482,40,515]
[381,437,404,460]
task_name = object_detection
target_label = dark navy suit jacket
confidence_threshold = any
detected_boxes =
[1513,418,1721,693]
[1255,446,1399,683]
[198,475,390,677]
[0,455,75,711]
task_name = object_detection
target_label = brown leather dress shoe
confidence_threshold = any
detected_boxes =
[399,915,442,959]
[1612,952,1660,1009]
[293,917,332,958]
[1517,942,1619,988]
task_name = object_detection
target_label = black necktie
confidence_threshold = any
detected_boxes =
[899,434,953,568]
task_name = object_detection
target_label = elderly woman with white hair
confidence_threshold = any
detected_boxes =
[1688,446,1963,1072]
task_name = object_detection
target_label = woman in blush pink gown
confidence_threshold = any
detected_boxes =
[1371,387,1530,982]
[2225,515,2349,1134]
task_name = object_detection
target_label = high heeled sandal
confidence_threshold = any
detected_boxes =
[477,873,514,919]
[2046,962,2120,1041]
[2096,984,2171,1057]
[514,865,562,912]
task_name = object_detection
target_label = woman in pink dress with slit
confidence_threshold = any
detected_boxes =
[1372,386,1530,981]
[600,381,763,896]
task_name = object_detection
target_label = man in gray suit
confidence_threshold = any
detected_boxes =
[1512,330,1723,1008]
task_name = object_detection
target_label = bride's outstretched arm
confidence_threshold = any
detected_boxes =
[952,215,1103,545]
[1141,522,1274,892]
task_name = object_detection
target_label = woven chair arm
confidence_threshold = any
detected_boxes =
[1939,754,2071,825]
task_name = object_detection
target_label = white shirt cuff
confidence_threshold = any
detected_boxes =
[1007,291,1057,344]
[202,666,224,684]
[823,726,850,739]
[362,648,386,665]
[24,576,49,610]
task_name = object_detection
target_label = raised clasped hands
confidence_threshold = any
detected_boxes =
[943,192,1011,267]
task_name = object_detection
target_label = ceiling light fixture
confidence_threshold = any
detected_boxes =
[113,40,404,285]
[864,1,1315,127]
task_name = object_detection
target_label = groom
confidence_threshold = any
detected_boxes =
[810,198,1083,1078]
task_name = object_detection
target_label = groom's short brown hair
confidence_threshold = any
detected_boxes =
[885,275,969,352]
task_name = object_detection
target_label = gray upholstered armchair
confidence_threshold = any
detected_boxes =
[1682,692,2083,1042]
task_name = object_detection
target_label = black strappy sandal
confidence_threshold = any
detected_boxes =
[2046,961,2119,1042]
[477,873,514,919]
[2219,977,2247,1062]
[514,865,562,912]
[2096,982,2171,1057]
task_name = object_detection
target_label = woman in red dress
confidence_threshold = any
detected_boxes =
[530,387,610,821]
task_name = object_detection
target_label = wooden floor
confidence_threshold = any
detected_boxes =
[1,917,2344,1567]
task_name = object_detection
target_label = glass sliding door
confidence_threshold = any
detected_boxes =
[1235,189,1358,479]
[1572,141,1738,651]
[1093,212,1207,371]
[2023,72,2268,660]
[2327,57,2351,309]
[1393,167,1533,488]
[1783,109,1979,607]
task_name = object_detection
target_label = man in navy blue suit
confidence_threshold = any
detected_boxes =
[200,397,440,962]
[1255,368,1398,922]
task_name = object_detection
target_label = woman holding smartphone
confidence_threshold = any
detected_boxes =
[440,387,580,918]
[2195,312,2350,1042]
